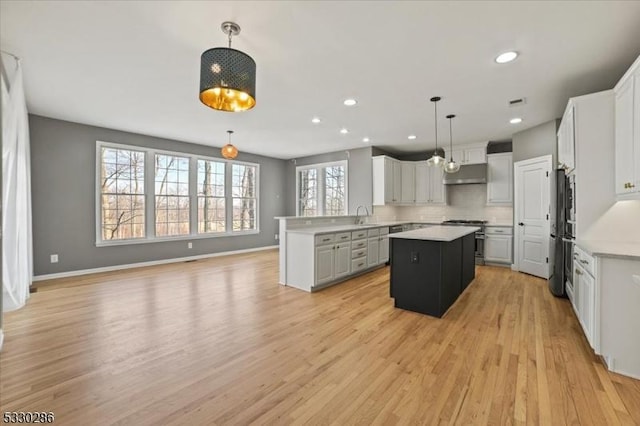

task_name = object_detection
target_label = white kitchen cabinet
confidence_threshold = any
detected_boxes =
[429,166,446,204]
[614,55,640,198]
[334,242,352,279]
[414,162,430,203]
[486,153,513,205]
[379,235,389,263]
[413,161,446,204]
[367,237,380,267]
[558,105,575,173]
[401,162,415,203]
[373,156,402,205]
[573,246,596,347]
[445,143,487,165]
[315,244,335,286]
[484,227,513,264]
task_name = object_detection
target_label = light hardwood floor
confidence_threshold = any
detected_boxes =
[1,249,639,425]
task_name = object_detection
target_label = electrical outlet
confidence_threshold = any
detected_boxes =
[275,234,279,240]
[331,219,336,223]
[50,254,59,263]
[410,252,419,264]
[305,220,312,225]
[187,242,193,249]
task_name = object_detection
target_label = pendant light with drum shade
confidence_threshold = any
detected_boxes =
[199,21,256,112]
[426,97,445,168]
[444,114,461,174]
[221,130,239,159]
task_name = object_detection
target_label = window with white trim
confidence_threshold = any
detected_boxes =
[197,159,226,233]
[99,146,146,240]
[231,163,258,231]
[296,161,347,216]
[96,141,259,245]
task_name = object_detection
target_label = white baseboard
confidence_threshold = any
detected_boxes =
[0,329,4,352]
[33,245,278,282]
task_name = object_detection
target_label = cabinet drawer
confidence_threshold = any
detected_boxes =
[315,234,335,245]
[352,257,367,272]
[574,245,595,276]
[351,230,368,240]
[352,239,367,250]
[367,228,380,237]
[335,232,351,242]
[486,227,513,236]
[352,248,367,259]
[379,227,389,235]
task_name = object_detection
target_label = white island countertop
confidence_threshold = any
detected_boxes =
[389,226,480,242]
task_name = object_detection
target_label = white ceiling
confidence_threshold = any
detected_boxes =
[2,1,640,160]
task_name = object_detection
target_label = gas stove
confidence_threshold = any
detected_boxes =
[441,219,488,225]
[441,220,487,265]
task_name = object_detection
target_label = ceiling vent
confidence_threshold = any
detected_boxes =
[508,98,526,107]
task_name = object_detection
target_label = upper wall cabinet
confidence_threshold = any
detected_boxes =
[487,153,513,205]
[614,55,640,199]
[445,143,487,165]
[373,156,446,206]
[558,104,576,173]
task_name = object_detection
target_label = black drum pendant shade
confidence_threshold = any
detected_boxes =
[199,22,256,112]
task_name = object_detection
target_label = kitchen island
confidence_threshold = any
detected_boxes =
[389,226,478,318]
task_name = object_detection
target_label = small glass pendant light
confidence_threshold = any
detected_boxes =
[444,114,461,174]
[427,96,445,168]
[221,130,239,159]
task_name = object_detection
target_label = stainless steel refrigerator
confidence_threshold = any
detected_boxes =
[549,169,570,297]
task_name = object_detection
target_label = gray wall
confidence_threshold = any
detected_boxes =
[512,119,560,165]
[285,146,373,216]
[30,115,287,276]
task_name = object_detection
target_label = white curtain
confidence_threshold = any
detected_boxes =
[2,54,33,311]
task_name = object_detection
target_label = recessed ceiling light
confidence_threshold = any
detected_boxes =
[363,137,370,143]
[343,99,357,106]
[510,117,523,124]
[495,51,518,64]
[340,128,349,134]
[311,117,321,124]
[408,135,417,140]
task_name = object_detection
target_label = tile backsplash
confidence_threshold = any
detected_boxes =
[372,184,513,224]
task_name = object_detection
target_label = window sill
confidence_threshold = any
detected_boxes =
[96,229,260,247]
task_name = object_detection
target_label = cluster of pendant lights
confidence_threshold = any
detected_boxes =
[427,96,460,174]
[200,21,257,159]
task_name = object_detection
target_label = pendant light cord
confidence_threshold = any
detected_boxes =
[433,100,438,154]
[449,117,453,161]
[228,30,233,48]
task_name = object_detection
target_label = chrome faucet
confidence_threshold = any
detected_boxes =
[355,205,370,224]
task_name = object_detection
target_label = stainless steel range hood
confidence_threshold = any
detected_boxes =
[442,163,487,185]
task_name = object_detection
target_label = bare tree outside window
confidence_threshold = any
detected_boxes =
[100,147,145,240]
[232,164,257,231]
[298,169,317,216]
[197,159,226,233]
[155,154,190,236]
[296,163,346,216]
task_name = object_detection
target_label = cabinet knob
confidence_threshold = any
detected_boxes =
[575,268,582,276]
[518,222,524,226]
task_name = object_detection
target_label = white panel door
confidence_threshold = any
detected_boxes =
[429,166,446,204]
[615,77,636,195]
[315,245,334,285]
[414,162,430,203]
[515,157,551,278]
[379,236,389,263]
[401,162,415,203]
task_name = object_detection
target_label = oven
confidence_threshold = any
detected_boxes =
[475,231,485,265]
[441,220,487,265]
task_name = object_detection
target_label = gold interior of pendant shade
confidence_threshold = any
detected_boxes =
[200,88,256,112]
[221,143,239,159]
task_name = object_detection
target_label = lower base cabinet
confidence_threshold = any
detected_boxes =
[484,227,513,264]
[287,227,390,292]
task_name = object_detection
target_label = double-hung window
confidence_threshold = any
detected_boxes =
[296,161,347,216]
[99,146,146,241]
[96,141,259,245]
